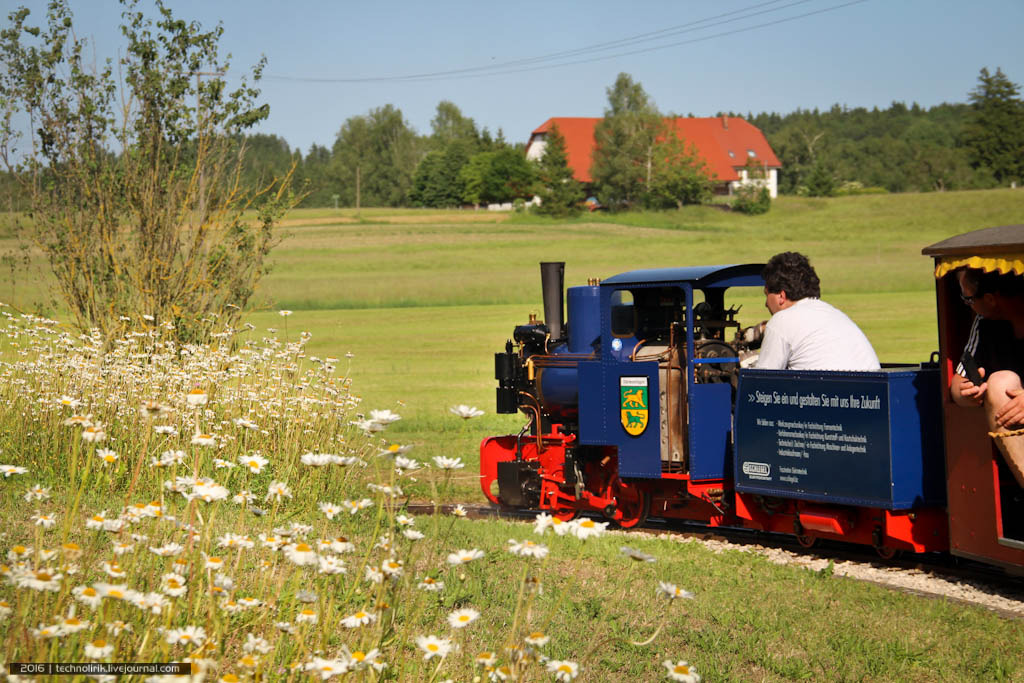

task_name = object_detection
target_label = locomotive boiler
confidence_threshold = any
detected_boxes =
[481,226,1024,574]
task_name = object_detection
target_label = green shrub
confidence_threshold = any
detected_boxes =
[731,185,771,215]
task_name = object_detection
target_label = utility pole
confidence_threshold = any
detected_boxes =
[355,164,361,216]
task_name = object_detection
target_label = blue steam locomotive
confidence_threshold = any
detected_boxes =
[481,225,1024,573]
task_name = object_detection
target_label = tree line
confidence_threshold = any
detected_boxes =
[746,67,1024,195]
[202,66,1024,204]
[4,65,1022,215]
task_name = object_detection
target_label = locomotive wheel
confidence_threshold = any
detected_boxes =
[796,533,818,548]
[612,481,650,529]
[875,545,899,560]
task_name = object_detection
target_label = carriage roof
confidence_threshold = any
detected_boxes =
[922,225,1024,278]
[602,263,765,289]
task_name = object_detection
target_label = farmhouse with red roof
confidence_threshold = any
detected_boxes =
[525,116,781,198]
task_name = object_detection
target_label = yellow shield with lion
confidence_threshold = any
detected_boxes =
[620,376,649,436]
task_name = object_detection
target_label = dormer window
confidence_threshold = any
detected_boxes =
[727,150,735,158]
[747,149,756,158]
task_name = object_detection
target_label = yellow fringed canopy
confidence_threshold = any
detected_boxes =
[934,254,1024,279]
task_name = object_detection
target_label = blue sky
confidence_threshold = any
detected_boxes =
[7,0,1024,155]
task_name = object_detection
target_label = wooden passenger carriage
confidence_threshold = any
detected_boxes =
[924,224,1024,573]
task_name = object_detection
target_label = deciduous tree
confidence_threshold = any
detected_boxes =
[408,139,474,207]
[332,105,418,208]
[430,100,479,149]
[963,67,1024,185]
[533,123,583,217]
[591,73,661,210]
[644,121,714,209]
[0,0,296,341]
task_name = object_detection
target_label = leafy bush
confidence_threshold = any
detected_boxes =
[731,185,771,214]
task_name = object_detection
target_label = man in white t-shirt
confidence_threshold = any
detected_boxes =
[755,252,880,371]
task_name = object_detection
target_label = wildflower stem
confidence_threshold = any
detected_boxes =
[62,445,95,544]
[630,617,667,646]
[125,425,153,502]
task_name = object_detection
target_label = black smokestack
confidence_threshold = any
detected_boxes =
[540,262,565,343]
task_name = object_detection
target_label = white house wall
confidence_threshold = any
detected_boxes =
[731,168,779,199]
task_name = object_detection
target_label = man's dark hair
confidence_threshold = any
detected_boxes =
[960,267,1024,298]
[762,251,821,301]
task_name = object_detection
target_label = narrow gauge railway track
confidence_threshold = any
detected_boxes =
[404,502,1024,619]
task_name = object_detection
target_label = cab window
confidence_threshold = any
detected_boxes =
[610,290,634,337]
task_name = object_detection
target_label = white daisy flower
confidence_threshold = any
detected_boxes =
[190,431,217,447]
[319,502,343,520]
[243,634,272,654]
[239,453,269,473]
[571,518,608,540]
[524,630,550,647]
[446,548,485,565]
[380,558,403,578]
[304,656,347,679]
[72,585,103,609]
[417,576,445,591]
[84,638,114,659]
[415,635,452,660]
[284,542,318,566]
[447,608,480,629]
[164,625,206,646]
[432,456,464,470]
[340,609,377,629]
[265,481,292,501]
[185,389,208,406]
[329,537,355,553]
[663,660,701,682]
[233,417,259,430]
[160,573,187,597]
[295,608,319,624]
[31,511,57,528]
[96,448,119,465]
[24,484,51,501]
[449,404,485,419]
[368,409,401,425]
[507,539,549,559]
[317,555,346,575]
[657,581,695,601]
[81,423,107,443]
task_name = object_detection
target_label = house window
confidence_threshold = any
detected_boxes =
[727,150,735,158]
[746,149,756,158]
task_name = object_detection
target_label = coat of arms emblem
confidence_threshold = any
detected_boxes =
[620,376,649,436]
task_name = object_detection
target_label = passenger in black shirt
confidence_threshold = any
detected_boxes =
[952,267,1024,487]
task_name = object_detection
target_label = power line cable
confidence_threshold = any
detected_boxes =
[448,0,869,83]
[263,0,862,84]
[427,0,806,74]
